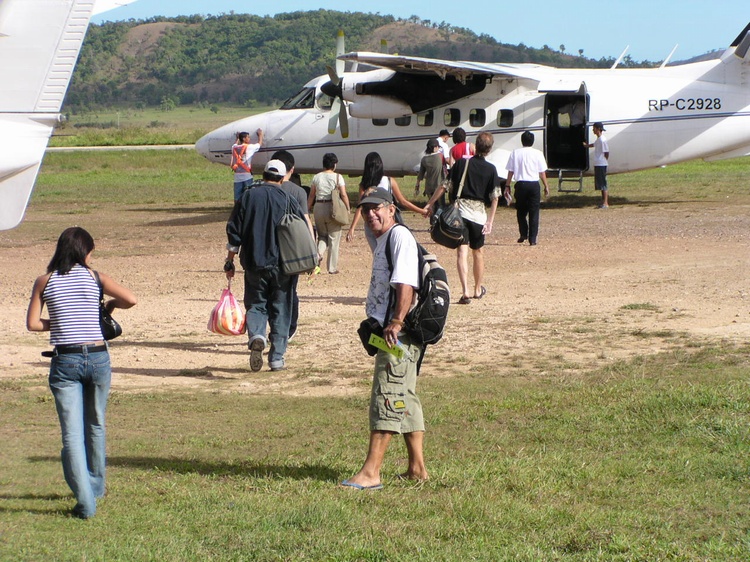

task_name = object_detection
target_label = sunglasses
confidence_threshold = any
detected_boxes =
[361,203,387,213]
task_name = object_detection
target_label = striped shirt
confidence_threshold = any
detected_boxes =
[43,264,102,345]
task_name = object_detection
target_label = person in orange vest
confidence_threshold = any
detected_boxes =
[231,129,264,201]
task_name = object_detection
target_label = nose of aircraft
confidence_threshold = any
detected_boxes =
[194,134,210,160]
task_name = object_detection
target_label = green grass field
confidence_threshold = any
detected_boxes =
[50,105,274,147]
[2,137,749,560]
[2,345,748,560]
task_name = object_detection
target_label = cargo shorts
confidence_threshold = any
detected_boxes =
[368,333,424,433]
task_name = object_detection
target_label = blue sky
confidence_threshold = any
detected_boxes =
[97,1,749,62]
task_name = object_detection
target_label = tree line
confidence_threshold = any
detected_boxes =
[66,10,647,112]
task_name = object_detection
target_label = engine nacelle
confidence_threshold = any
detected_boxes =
[339,68,412,117]
[348,98,413,119]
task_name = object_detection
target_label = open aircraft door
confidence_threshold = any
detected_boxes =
[539,81,589,191]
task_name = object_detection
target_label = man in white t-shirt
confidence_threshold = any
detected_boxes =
[504,131,550,246]
[584,122,610,208]
[342,188,429,490]
[230,129,264,201]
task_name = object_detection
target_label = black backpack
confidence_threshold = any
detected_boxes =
[385,225,450,346]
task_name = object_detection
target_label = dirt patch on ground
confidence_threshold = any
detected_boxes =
[1,197,748,396]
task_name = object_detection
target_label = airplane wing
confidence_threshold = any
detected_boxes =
[339,51,552,83]
[0,0,134,231]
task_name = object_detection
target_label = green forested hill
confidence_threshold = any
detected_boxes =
[66,10,635,111]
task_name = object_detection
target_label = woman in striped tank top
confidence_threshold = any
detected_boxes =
[26,227,136,519]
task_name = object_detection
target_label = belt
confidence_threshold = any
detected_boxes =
[316,198,332,202]
[55,343,107,354]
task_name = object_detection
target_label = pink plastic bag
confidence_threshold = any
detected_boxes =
[208,282,246,336]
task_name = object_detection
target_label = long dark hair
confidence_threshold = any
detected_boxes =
[47,227,95,275]
[360,152,384,189]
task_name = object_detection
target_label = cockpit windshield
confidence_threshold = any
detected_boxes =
[317,93,333,110]
[280,87,335,111]
[280,88,315,110]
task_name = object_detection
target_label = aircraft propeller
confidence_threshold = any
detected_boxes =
[321,30,349,138]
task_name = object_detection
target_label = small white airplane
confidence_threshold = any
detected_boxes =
[0,0,134,231]
[196,24,750,189]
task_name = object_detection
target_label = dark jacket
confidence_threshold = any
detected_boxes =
[226,183,305,271]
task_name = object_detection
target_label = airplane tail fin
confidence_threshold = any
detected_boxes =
[723,22,750,61]
[0,0,133,230]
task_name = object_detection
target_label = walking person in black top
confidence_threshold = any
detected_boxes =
[425,132,501,304]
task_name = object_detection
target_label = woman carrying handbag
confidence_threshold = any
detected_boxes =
[424,132,502,304]
[26,227,137,518]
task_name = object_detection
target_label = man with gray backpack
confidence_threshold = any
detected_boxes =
[224,159,312,372]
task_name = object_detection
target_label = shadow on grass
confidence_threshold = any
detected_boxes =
[27,456,341,482]
[0,493,73,515]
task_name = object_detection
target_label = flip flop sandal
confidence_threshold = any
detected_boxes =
[458,295,472,305]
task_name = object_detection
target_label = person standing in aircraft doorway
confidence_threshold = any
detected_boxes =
[584,122,610,208]
[504,131,550,246]
[231,129,264,202]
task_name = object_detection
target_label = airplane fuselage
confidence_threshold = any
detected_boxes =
[196,48,750,181]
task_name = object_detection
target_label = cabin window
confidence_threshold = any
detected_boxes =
[444,108,460,127]
[497,109,514,128]
[372,118,389,126]
[395,116,411,126]
[469,109,486,127]
[417,111,434,127]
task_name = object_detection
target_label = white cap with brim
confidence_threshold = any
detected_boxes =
[264,159,287,177]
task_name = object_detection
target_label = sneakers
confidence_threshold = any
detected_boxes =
[269,359,286,372]
[598,204,609,209]
[248,336,265,372]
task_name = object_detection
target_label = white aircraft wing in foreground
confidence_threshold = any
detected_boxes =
[0,0,134,231]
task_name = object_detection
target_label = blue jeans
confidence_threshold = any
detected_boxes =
[243,267,293,365]
[49,349,111,518]
[234,178,254,201]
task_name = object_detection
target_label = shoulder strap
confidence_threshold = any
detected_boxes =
[274,184,300,215]
[456,159,470,199]
[384,224,422,323]
[91,269,104,301]
[384,224,407,325]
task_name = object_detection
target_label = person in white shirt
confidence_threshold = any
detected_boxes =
[584,122,610,208]
[437,129,451,164]
[341,188,428,490]
[504,131,550,246]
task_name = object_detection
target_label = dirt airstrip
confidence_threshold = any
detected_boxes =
[1,195,748,396]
